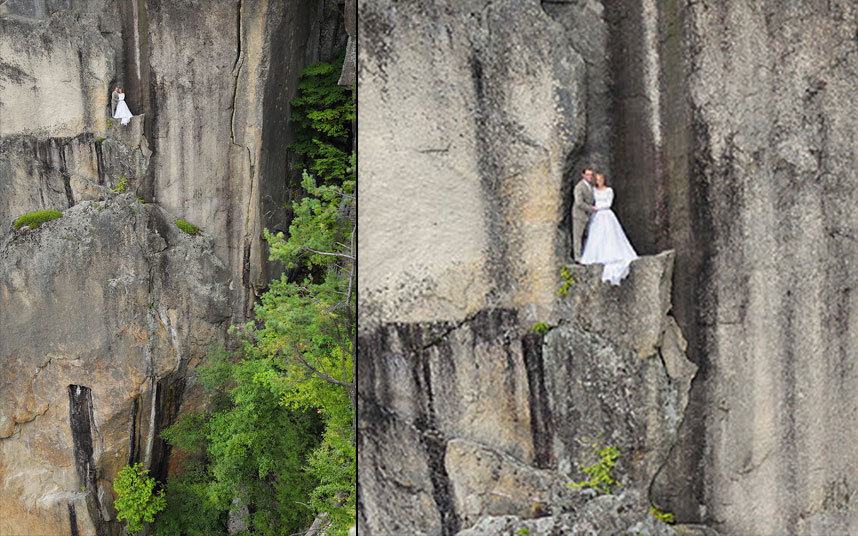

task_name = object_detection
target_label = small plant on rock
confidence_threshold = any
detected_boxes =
[532,322,550,335]
[13,210,62,230]
[567,443,621,494]
[111,177,128,193]
[558,265,576,296]
[107,118,113,129]
[176,220,199,235]
[650,507,675,524]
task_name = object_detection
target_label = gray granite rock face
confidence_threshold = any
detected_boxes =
[358,253,702,535]
[0,194,230,536]
[598,2,858,534]
[358,0,586,327]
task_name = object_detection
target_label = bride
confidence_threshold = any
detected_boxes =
[580,173,639,285]
[113,88,133,125]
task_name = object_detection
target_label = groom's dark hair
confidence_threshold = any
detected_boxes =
[582,167,594,174]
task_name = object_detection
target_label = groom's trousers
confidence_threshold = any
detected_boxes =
[572,217,588,261]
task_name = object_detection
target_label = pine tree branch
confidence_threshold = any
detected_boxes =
[289,343,352,389]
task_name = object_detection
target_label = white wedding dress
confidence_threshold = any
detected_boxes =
[113,93,133,125]
[580,187,639,285]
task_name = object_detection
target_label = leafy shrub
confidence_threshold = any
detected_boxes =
[532,322,550,335]
[567,443,621,494]
[114,463,167,534]
[13,210,62,230]
[176,220,199,235]
[111,177,128,193]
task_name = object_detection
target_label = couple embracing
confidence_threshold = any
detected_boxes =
[572,167,638,285]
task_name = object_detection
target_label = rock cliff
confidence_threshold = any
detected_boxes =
[0,195,230,535]
[0,0,349,533]
[359,252,700,535]
[360,0,858,534]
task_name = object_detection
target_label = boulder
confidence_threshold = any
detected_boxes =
[0,194,230,535]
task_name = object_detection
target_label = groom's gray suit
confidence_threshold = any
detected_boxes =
[572,178,595,261]
[111,89,120,117]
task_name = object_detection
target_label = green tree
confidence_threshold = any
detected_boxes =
[156,347,323,536]
[288,56,355,185]
[114,463,167,534]
[246,161,356,534]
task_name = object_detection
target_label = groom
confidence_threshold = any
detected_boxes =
[111,87,120,117]
[572,167,596,262]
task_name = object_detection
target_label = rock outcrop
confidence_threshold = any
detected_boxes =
[358,251,699,535]
[0,194,230,536]
[0,0,349,533]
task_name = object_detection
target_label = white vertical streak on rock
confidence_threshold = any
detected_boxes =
[642,0,662,148]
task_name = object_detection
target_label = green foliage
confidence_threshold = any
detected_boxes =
[248,165,356,534]
[107,118,113,129]
[152,460,225,536]
[13,210,62,230]
[288,56,354,185]
[531,322,550,335]
[650,507,676,524]
[517,528,531,535]
[156,346,324,536]
[558,265,576,296]
[114,463,167,534]
[567,444,621,494]
[176,220,199,235]
[97,137,106,142]
[111,177,128,193]
[137,198,146,203]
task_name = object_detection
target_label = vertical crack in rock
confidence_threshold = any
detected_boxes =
[57,139,76,208]
[410,326,461,536]
[522,332,555,469]
[151,375,186,485]
[230,0,245,145]
[68,385,108,536]
[127,395,141,465]
[780,287,800,528]
[93,138,106,185]
[241,239,252,316]
[68,503,80,536]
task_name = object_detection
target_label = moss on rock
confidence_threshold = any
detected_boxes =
[176,220,199,235]
[13,210,63,230]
